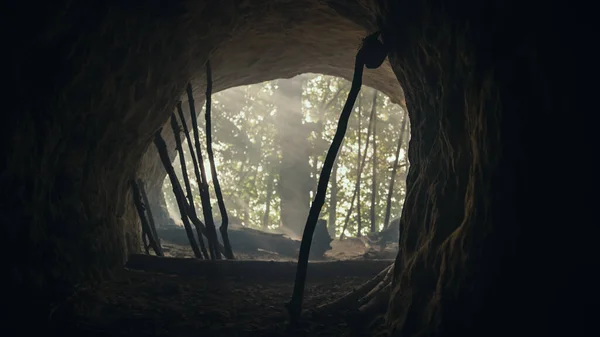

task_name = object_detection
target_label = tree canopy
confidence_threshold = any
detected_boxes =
[162,74,410,238]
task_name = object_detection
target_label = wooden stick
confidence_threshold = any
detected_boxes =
[287,31,386,326]
[137,179,161,247]
[185,202,226,254]
[176,102,210,259]
[171,114,196,216]
[141,231,150,255]
[170,114,208,259]
[154,130,203,258]
[187,83,221,260]
[131,179,163,256]
[204,60,235,259]
[287,49,366,325]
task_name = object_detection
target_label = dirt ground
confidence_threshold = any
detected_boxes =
[45,239,395,336]
[49,268,389,337]
[159,239,398,261]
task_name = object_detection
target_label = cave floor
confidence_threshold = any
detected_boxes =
[50,268,387,337]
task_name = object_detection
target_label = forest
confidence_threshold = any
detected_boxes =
[161,74,410,241]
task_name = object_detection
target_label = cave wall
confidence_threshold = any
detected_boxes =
[3,0,588,335]
[3,0,401,320]
[4,0,219,310]
[374,1,586,336]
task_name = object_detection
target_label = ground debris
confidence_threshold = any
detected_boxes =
[51,268,386,337]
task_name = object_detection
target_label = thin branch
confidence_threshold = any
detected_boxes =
[137,179,162,247]
[187,83,221,260]
[131,178,163,256]
[154,130,202,258]
[287,45,367,325]
[175,102,209,259]
[205,60,235,259]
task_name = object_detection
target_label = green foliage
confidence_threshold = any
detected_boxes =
[162,74,410,237]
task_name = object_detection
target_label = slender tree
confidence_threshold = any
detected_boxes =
[262,166,275,229]
[356,94,363,237]
[339,95,376,239]
[328,150,340,236]
[383,108,409,229]
[369,91,378,233]
[276,77,312,238]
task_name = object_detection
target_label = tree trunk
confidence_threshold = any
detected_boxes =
[339,97,376,239]
[311,122,323,197]
[276,77,312,238]
[370,91,378,233]
[262,169,274,229]
[383,109,409,229]
[328,154,339,237]
[243,195,250,227]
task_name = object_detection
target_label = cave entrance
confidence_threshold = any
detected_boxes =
[143,73,410,262]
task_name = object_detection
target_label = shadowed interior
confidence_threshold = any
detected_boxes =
[3,0,586,336]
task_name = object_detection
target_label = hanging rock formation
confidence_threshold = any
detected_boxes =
[3,0,587,336]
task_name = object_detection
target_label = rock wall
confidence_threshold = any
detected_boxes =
[375,1,586,336]
[2,0,400,323]
[3,0,588,335]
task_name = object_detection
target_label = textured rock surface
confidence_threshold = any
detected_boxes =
[2,0,399,324]
[3,0,587,336]
[379,1,585,336]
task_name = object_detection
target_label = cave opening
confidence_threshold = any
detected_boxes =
[4,1,586,336]
[152,74,410,261]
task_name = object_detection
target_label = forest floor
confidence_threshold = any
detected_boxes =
[47,240,396,336]
[159,238,398,261]
[49,265,390,337]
